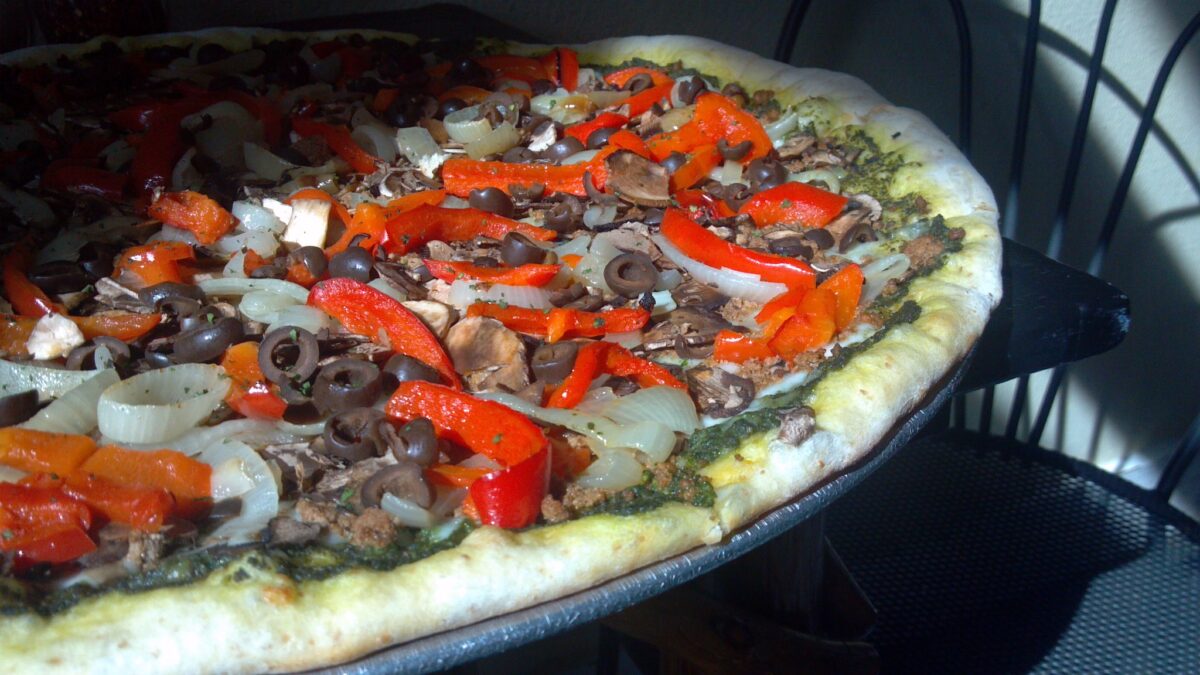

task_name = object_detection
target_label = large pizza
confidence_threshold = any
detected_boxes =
[0,29,1000,672]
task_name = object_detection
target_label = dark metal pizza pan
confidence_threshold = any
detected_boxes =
[313,352,971,675]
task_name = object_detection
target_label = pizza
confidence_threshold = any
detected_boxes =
[0,29,1000,672]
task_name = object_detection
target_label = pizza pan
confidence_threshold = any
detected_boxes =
[314,352,972,674]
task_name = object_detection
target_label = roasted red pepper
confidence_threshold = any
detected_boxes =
[712,330,776,364]
[308,278,462,389]
[0,483,93,534]
[148,190,236,245]
[73,312,163,342]
[1,523,95,565]
[737,181,849,229]
[467,304,650,343]
[675,188,736,220]
[290,116,379,174]
[0,428,97,477]
[768,287,838,361]
[604,66,674,89]
[646,122,711,162]
[468,445,550,529]
[440,157,602,198]
[477,55,550,84]
[606,129,652,158]
[540,48,581,91]
[621,81,675,117]
[115,240,195,286]
[564,112,629,144]
[2,246,64,317]
[40,160,127,201]
[383,205,555,255]
[77,446,212,520]
[660,208,815,289]
[818,263,864,331]
[546,341,686,409]
[424,259,561,287]
[62,474,173,532]
[130,98,213,195]
[220,341,287,420]
[0,315,36,356]
[691,92,772,162]
[669,144,722,192]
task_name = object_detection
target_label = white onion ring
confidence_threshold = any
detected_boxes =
[0,359,108,401]
[20,369,118,434]
[199,277,310,302]
[652,233,788,303]
[443,105,491,144]
[97,364,230,444]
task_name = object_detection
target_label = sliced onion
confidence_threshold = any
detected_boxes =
[446,280,553,310]
[561,149,600,165]
[553,233,592,257]
[583,203,619,229]
[265,305,332,335]
[575,448,642,490]
[368,278,407,303]
[100,139,135,172]
[214,229,279,257]
[598,386,700,434]
[21,369,119,434]
[766,109,801,145]
[443,105,491,144]
[464,121,519,160]
[670,77,707,108]
[531,92,594,124]
[275,419,326,437]
[603,422,677,463]
[381,493,439,528]
[0,121,37,151]
[0,466,25,484]
[232,200,287,234]
[717,160,743,186]
[588,90,632,108]
[281,198,331,250]
[0,359,107,401]
[658,104,695,133]
[352,124,398,163]
[790,168,843,194]
[153,419,303,455]
[239,290,299,323]
[602,330,643,348]
[185,102,262,170]
[652,234,787,303]
[196,439,279,546]
[97,364,230,444]
[861,253,912,306]
[441,195,470,209]
[37,215,138,265]
[199,277,310,302]
[0,185,54,226]
[152,224,200,246]
[650,290,677,316]
[243,142,297,182]
[395,126,447,178]
[655,268,683,291]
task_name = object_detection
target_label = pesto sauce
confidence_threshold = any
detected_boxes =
[679,301,923,471]
[837,128,926,227]
[12,520,477,617]
[579,466,716,517]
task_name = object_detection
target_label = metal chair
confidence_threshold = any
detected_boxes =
[773,2,1200,671]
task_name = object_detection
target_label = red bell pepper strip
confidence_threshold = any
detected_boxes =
[383,205,555,255]
[0,428,97,477]
[115,240,195,287]
[308,278,462,389]
[0,315,36,356]
[148,190,237,245]
[77,446,212,520]
[467,304,651,343]
[427,463,491,488]
[40,160,127,201]
[712,330,776,364]
[1,523,96,565]
[477,55,551,84]
[387,381,548,468]
[468,445,550,529]
[691,92,773,162]
[620,81,675,118]
[675,189,736,220]
[290,116,379,174]
[604,66,674,89]
[737,181,849,229]
[660,208,816,290]
[0,483,93,535]
[564,112,629,144]
[286,187,352,226]
[818,264,865,331]
[109,99,160,131]
[130,97,214,195]
[220,341,287,420]
[73,312,163,342]
[326,192,446,257]
[381,190,448,220]
[540,47,581,91]
[435,85,492,105]
[669,144,722,192]
[645,122,711,162]
[423,259,562,287]
[768,287,838,361]
[606,130,652,158]
[2,247,64,317]
[440,157,602,198]
[62,474,174,532]
[546,341,685,409]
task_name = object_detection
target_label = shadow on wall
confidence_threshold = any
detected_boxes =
[784,0,1199,506]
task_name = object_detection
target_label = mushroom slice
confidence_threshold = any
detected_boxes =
[360,462,433,509]
[402,300,455,338]
[604,150,671,208]
[687,366,756,418]
[444,316,530,393]
[642,307,733,351]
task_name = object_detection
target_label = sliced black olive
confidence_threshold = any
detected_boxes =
[722,183,755,212]
[746,157,787,186]
[258,326,320,387]
[138,282,205,309]
[687,366,755,418]
[586,127,617,150]
[510,182,546,201]
[468,187,515,217]
[0,390,39,427]
[642,208,665,225]
[436,96,468,119]
[27,261,89,294]
[660,152,688,174]
[676,78,708,105]
[160,296,202,318]
[542,137,585,163]
[502,146,536,164]
[380,417,438,467]
[322,408,385,462]
[549,283,587,307]
[65,345,98,371]
[180,305,228,333]
[78,242,117,280]
[544,195,583,232]
[313,358,382,414]
[172,317,244,363]
[142,341,174,369]
[717,139,753,162]
[250,262,288,280]
[531,341,579,384]
[671,280,729,310]
[288,246,327,279]
[360,462,432,509]
[328,246,374,283]
[447,57,490,87]
[472,256,500,268]
[767,235,816,259]
[804,228,836,251]
[622,72,655,93]
[92,336,131,366]
[839,222,879,253]
[500,232,547,267]
[382,354,442,389]
[604,252,659,298]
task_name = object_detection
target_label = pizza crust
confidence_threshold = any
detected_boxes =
[0,31,1000,673]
